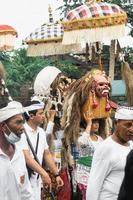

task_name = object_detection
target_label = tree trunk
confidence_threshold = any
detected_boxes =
[109,40,116,81]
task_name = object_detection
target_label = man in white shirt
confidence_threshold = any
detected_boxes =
[18,100,63,200]
[0,101,33,200]
[86,106,133,200]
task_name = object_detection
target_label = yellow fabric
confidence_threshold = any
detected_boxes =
[62,13,127,31]
[26,37,62,44]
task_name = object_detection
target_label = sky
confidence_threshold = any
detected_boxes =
[0,0,63,47]
[0,0,133,48]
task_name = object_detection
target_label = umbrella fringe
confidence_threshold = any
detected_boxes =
[27,42,82,56]
[62,24,125,44]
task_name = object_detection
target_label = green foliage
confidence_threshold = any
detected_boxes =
[122,46,133,63]
[57,0,83,16]
[0,48,53,96]
[0,52,10,62]
[0,48,82,97]
[56,59,83,79]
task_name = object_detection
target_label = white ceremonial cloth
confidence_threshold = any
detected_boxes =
[0,101,24,122]
[115,106,133,120]
[24,102,44,112]
[86,136,133,200]
[17,122,54,200]
[0,145,33,200]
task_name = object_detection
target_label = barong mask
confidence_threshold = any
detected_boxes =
[92,74,110,98]
[61,68,112,167]
[82,69,111,121]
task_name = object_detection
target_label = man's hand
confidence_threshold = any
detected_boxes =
[47,109,56,122]
[41,171,51,187]
[55,176,64,188]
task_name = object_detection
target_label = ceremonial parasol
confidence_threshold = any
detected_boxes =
[62,0,127,45]
[0,25,17,51]
[25,5,81,57]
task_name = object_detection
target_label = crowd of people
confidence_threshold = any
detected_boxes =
[1,64,133,200]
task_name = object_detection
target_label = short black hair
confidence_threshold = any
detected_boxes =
[23,100,40,107]
[23,100,41,121]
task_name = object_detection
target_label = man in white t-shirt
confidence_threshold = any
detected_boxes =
[0,101,33,200]
[18,100,63,200]
[86,106,133,200]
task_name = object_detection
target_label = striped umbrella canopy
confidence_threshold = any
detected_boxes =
[25,21,81,56]
[0,25,17,51]
[25,5,81,57]
[62,0,127,45]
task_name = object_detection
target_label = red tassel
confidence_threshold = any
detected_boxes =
[92,101,98,109]
[105,98,111,111]
[92,90,98,109]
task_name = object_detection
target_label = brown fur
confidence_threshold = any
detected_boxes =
[122,62,133,106]
[61,68,108,167]
[61,69,108,142]
[0,61,10,108]
[0,61,5,80]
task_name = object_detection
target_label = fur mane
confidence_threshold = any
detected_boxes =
[61,68,107,143]
[122,62,133,106]
[0,61,11,108]
[61,68,110,166]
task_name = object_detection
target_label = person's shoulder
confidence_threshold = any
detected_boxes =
[129,141,133,149]
[14,145,28,168]
[15,144,25,157]
[38,126,45,132]
[94,137,113,156]
[98,136,112,146]
[78,132,86,139]
[97,135,104,141]
[16,133,27,145]
[38,126,47,137]
[78,132,88,143]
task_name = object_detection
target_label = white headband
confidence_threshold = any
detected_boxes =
[0,101,24,122]
[115,106,133,120]
[24,102,44,112]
